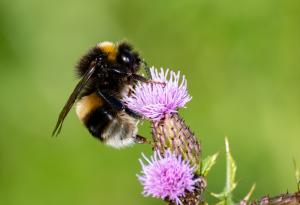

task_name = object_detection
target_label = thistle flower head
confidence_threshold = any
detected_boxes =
[138,150,199,205]
[124,67,191,121]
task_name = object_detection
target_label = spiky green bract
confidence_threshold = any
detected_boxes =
[211,138,237,205]
[201,153,219,177]
[293,159,300,190]
[151,113,201,170]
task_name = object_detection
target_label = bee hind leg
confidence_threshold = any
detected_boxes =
[134,134,150,145]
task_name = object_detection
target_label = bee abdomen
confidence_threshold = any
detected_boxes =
[76,92,112,140]
[85,107,115,141]
[75,92,139,148]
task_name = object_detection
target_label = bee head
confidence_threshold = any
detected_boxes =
[116,42,141,74]
[76,41,142,78]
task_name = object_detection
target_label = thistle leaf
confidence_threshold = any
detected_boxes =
[293,159,300,189]
[211,138,237,205]
[211,192,226,200]
[242,183,256,202]
[225,137,237,195]
[201,152,219,177]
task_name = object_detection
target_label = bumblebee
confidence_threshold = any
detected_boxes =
[52,41,150,148]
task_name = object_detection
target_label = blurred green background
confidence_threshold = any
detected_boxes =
[0,0,300,204]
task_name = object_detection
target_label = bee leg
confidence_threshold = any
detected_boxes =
[134,134,150,145]
[131,73,166,86]
[131,73,164,85]
[96,90,143,119]
[110,69,164,85]
[130,73,149,83]
[124,106,143,119]
[110,69,149,82]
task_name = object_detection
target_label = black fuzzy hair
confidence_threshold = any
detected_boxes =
[117,42,133,52]
[75,46,103,77]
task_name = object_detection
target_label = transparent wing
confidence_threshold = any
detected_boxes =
[52,66,96,136]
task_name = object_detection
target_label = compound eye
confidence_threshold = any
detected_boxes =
[121,54,132,65]
[97,56,103,62]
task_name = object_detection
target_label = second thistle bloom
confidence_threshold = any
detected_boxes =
[138,150,199,205]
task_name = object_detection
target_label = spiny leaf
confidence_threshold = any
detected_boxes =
[211,192,226,200]
[225,137,237,195]
[242,183,256,203]
[214,200,225,205]
[201,152,219,177]
[293,159,300,190]
[211,137,237,205]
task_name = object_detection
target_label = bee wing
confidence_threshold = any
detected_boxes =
[52,66,96,136]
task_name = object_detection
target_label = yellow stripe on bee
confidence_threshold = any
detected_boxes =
[76,92,103,122]
[97,41,117,61]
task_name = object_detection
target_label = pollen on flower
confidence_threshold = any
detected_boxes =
[137,150,199,205]
[123,67,192,121]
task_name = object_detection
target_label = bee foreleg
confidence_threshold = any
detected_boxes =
[130,73,149,83]
[131,74,166,86]
[110,69,150,83]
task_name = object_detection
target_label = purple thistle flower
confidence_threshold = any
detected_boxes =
[138,150,199,205]
[124,67,192,121]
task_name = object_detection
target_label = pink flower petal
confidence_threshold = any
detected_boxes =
[137,150,199,205]
[123,67,192,121]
